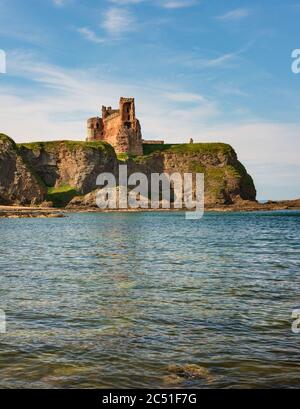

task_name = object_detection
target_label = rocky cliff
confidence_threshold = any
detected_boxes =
[127,143,256,206]
[19,140,117,194]
[0,134,45,205]
[68,142,256,208]
[0,135,256,208]
[17,140,117,206]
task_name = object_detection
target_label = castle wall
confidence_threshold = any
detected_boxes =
[87,117,104,141]
[103,115,122,148]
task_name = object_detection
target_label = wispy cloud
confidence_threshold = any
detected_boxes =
[164,92,206,103]
[102,7,136,36]
[201,52,237,67]
[108,0,198,7]
[108,0,145,4]
[215,83,250,97]
[52,0,66,6]
[77,27,105,44]
[216,8,251,21]
[161,0,199,9]
[52,0,74,7]
[175,40,253,71]
[178,51,239,70]
[78,3,169,44]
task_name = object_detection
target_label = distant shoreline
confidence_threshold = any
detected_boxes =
[1,199,299,218]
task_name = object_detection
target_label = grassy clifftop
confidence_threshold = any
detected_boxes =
[0,133,18,150]
[142,142,234,156]
[118,142,235,164]
[18,140,115,155]
[16,140,233,157]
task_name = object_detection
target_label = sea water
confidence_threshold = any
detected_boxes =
[0,211,299,388]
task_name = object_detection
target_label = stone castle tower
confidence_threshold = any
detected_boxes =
[87,97,143,155]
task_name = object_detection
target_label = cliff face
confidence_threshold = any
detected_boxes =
[0,134,45,205]
[18,141,118,195]
[0,135,256,207]
[127,143,256,206]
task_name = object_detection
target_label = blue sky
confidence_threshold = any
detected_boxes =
[0,0,300,200]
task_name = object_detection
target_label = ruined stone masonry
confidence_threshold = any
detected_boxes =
[87,97,164,155]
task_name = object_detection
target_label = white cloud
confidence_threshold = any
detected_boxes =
[164,92,207,103]
[52,0,74,8]
[202,52,237,67]
[108,0,198,7]
[52,0,65,6]
[216,8,251,21]
[161,0,198,9]
[102,7,136,36]
[172,41,252,70]
[108,0,145,4]
[215,83,250,97]
[178,51,239,70]
[77,27,105,44]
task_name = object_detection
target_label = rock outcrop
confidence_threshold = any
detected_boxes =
[0,134,45,205]
[0,135,256,208]
[127,143,256,206]
[18,140,118,195]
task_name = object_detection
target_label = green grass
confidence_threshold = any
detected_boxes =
[18,140,115,155]
[17,140,234,162]
[117,153,137,162]
[225,164,254,187]
[0,133,17,150]
[203,168,227,201]
[45,184,81,208]
[23,160,47,190]
[190,162,206,173]
[142,142,234,156]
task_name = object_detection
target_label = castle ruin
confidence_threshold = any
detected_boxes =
[87,97,144,155]
[87,97,164,155]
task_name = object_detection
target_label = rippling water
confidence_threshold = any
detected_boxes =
[0,211,300,388]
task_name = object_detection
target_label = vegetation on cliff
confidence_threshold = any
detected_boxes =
[18,140,115,156]
[0,133,18,150]
[141,142,233,156]
[46,184,81,208]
